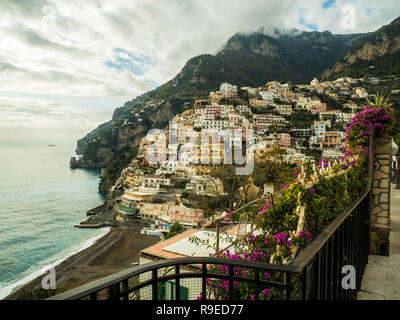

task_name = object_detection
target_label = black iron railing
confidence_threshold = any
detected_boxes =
[48,135,375,301]
[47,188,372,301]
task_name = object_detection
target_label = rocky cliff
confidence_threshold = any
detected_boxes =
[322,17,400,79]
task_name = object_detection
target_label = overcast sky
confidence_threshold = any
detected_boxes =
[0,0,399,146]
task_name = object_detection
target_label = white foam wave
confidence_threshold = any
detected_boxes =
[0,227,110,299]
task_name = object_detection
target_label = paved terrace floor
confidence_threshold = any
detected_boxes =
[358,184,400,299]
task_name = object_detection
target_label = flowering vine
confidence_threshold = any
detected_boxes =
[194,98,396,301]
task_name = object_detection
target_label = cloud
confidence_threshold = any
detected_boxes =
[1,0,398,98]
[299,8,319,31]
[322,0,336,10]
[0,96,115,146]
[0,0,399,144]
[105,48,151,76]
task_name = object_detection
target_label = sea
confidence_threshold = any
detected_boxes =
[0,144,109,299]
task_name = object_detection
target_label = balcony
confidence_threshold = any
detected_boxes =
[49,131,395,300]
[48,184,372,300]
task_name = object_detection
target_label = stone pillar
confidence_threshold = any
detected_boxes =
[370,136,391,256]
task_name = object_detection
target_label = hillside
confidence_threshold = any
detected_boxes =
[72,20,400,193]
[322,17,400,80]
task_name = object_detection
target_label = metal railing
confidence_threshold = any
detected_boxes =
[49,135,375,301]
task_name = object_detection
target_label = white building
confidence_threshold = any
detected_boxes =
[220,82,237,94]
[236,105,252,114]
[275,104,292,115]
[259,91,275,101]
[194,119,229,130]
[335,112,353,123]
[241,86,257,95]
[313,122,326,137]
[311,78,320,87]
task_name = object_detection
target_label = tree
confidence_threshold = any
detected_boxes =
[237,89,249,100]
[252,146,292,193]
[188,165,252,214]
[208,165,252,211]
[165,222,185,239]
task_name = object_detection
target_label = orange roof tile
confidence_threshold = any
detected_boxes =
[139,229,199,260]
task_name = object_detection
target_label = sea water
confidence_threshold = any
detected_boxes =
[0,145,108,299]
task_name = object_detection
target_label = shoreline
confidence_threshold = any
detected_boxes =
[4,225,160,300]
[0,226,111,300]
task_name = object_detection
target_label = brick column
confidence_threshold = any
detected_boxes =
[370,136,391,256]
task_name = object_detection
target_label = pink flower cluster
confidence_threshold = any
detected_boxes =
[259,201,271,215]
[317,159,329,169]
[280,184,291,190]
[346,105,394,146]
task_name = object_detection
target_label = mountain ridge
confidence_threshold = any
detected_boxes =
[72,18,400,194]
[322,17,400,79]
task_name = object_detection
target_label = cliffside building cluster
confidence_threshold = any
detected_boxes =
[113,76,372,235]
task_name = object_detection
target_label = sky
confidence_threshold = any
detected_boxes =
[0,0,399,146]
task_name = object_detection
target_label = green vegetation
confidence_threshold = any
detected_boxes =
[286,110,318,128]
[303,158,368,235]
[16,287,67,300]
[82,138,102,161]
[315,92,344,110]
[164,222,185,239]
[173,180,187,189]
[105,146,139,187]
[118,203,135,213]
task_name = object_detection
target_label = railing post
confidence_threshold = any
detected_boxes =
[202,263,207,300]
[122,279,129,300]
[175,265,181,300]
[285,272,291,300]
[229,265,234,300]
[327,239,332,300]
[152,269,158,301]
[254,269,260,300]
[107,283,120,300]
[314,251,321,300]
[302,267,308,300]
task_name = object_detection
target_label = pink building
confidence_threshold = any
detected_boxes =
[269,133,291,147]
[322,132,342,148]
[278,133,291,147]
[225,91,240,100]
[205,105,221,119]
[316,103,327,113]
[168,206,204,226]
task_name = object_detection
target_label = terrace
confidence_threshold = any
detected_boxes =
[50,100,399,300]
[49,128,397,300]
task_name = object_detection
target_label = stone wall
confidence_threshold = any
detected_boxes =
[370,136,392,256]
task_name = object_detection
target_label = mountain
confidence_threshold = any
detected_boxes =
[322,17,400,80]
[217,30,364,84]
[72,20,400,193]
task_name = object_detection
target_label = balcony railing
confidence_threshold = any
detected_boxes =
[49,135,375,301]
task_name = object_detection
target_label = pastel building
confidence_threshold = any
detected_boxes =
[269,133,291,147]
[322,132,343,148]
[313,122,326,137]
[138,226,244,300]
[220,82,237,94]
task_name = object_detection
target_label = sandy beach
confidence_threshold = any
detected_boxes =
[5,226,159,300]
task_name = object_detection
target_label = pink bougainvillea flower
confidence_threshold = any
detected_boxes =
[262,288,271,296]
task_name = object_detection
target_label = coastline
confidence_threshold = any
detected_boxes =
[0,226,111,300]
[4,225,160,300]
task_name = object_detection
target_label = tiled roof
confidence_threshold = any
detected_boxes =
[138,229,199,260]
